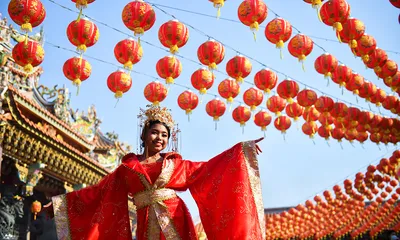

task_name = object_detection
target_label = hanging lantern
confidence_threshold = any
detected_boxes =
[274,115,292,134]
[226,55,252,84]
[285,102,305,121]
[63,57,91,93]
[12,40,45,73]
[114,38,143,70]
[122,1,156,38]
[331,64,352,89]
[237,0,268,40]
[358,81,377,101]
[265,17,292,58]
[254,68,278,94]
[319,0,351,40]
[339,18,365,49]
[314,53,338,79]
[303,106,321,122]
[332,127,345,142]
[354,34,377,62]
[267,95,287,116]
[209,0,226,18]
[303,0,325,19]
[318,113,334,126]
[390,0,400,8]
[302,121,318,138]
[232,105,252,127]
[8,0,46,33]
[254,110,272,133]
[197,39,225,70]
[318,126,332,140]
[297,89,318,109]
[363,48,387,72]
[330,102,348,122]
[277,79,299,103]
[107,70,132,99]
[66,18,99,53]
[206,98,226,129]
[158,19,189,54]
[390,71,400,92]
[218,78,241,104]
[370,89,387,107]
[382,95,399,113]
[288,34,314,71]
[315,96,334,115]
[156,56,182,85]
[345,73,364,95]
[379,59,398,84]
[243,87,263,111]
[143,81,167,105]
[177,90,199,119]
[31,200,41,220]
[191,68,214,95]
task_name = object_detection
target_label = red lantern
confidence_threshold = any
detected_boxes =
[363,48,387,72]
[209,0,226,17]
[339,18,365,49]
[302,121,318,138]
[355,34,377,62]
[197,40,225,70]
[331,64,352,88]
[66,18,99,52]
[12,40,44,73]
[390,0,400,8]
[274,115,292,134]
[63,57,91,89]
[237,0,268,40]
[303,106,321,122]
[156,56,182,84]
[382,95,399,113]
[122,1,156,37]
[318,113,334,126]
[243,87,263,111]
[232,105,252,127]
[379,59,398,84]
[206,98,226,127]
[218,79,240,103]
[143,81,167,105]
[332,127,345,142]
[330,102,348,121]
[226,55,252,83]
[107,70,132,99]
[254,110,272,132]
[191,68,214,95]
[177,90,199,117]
[265,17,292,58]
[390,71,400,92]
[358,81,377,101]
[8,0,46,32]
[288,34,314,70]
[285,102,305,121]
[114,38,142,70]
[158,20,189,54]
[345,73,364,95]
[315,96,334,115]
[370,88,387,107]
[277,79,299,103]
[254,68,278,94]
[297,89,317,109]
[314,53,339,79]
[320,0,351,39]
[31,200,41,220]
[318,126,332,140]
[267,95,287,116]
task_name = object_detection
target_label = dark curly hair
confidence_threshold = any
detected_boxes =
[141,120,171,148]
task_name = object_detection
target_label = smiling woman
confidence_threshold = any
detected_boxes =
[50,105,266,240]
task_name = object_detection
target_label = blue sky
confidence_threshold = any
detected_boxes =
[1,0,399,219]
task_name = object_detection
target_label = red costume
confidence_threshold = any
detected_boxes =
[52,141,265,240]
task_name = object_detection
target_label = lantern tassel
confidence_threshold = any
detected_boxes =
[186,109,192,122]
[77,8,83,21]
[280,49,283,60]
[73,79,82,96]
[217,7,221,19]
[242,125,245,135]
[317,7,322,22]
[340,141,344,150]
[114,98,120,108]
[170,45,179,55]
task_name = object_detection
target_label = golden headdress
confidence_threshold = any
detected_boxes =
[138,105,175,130]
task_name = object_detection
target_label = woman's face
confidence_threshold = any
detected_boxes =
[143,123,169,154]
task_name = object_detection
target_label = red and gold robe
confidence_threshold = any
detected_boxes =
[52,141,265,240]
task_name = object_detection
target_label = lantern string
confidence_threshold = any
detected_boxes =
[43,0,399,118]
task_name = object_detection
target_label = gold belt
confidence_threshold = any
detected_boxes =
[133,188,177,210]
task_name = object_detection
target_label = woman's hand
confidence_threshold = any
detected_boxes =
[254,137,264,155]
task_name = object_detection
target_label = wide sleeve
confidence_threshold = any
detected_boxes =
[186,141,265,240]
[51,165,132,240]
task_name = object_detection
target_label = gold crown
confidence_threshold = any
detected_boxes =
[138,105,175,130]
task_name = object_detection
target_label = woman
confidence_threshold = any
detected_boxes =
[51,106,266,240]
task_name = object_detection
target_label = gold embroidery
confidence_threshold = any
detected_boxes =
[242,141,266,239]
[52,194,72,240]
